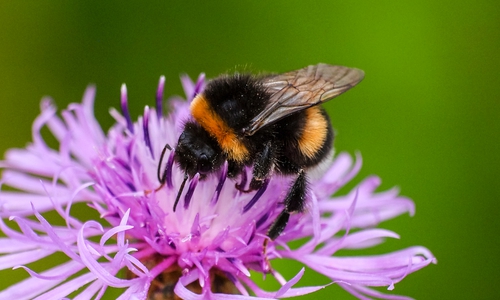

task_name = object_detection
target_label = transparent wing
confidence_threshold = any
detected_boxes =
[243,64,364,135]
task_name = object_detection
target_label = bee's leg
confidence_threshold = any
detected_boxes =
[248,141,275,191]
[228,161,244,178]
[235,141,275,192]
[267,169,307,240]
[234,168,247,191]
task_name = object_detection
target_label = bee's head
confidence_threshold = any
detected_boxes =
[174,121,224,178]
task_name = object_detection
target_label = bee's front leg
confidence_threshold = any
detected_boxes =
[237,141,275,192]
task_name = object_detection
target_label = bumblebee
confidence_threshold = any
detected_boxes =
[164,64,364,240]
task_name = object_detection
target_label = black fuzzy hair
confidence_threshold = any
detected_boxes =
[202,74,270,132]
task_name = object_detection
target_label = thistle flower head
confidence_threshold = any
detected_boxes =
[0,73,436,299]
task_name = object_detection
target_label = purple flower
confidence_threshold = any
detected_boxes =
[0,73,436,299]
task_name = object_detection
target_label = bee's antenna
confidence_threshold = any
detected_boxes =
[144,143,174,197]
[173,173,188,212]
[157,143,172,183]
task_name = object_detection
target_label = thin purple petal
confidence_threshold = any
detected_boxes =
[156,76,165,119]
[120,84,134,133]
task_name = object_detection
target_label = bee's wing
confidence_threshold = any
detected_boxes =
[243,64,364,136]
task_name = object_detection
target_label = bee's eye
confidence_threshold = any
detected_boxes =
[197,154,212,174]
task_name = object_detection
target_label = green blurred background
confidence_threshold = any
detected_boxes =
[0,1,498,299]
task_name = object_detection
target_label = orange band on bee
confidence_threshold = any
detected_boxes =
[190,95,249,162]
[298,107,328,159]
